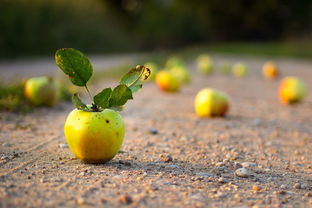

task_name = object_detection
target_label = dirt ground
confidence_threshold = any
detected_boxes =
[0,55,312,208]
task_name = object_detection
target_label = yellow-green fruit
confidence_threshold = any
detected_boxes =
[144,62,158,81]
[278,76,308,104]
[64,108,125,163]
[24,76,60,106]
[197,55,213,74]
[170,66,191,84]
[232,62,248,77]
[194,88,230,117]
[165,56,184,68]
[155,70,180,92]
[262,61,279,79]
[220,63,231,75]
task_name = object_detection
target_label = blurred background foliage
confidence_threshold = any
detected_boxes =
[0,0,311,58]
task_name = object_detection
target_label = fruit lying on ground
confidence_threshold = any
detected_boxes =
[165,56,184,68]
[194,88,230,117]
[169,66,191,84]
[155,70,180,92]
[220,62,231,75]
[262,61,279,79]
[232,62,248,77]
[278,76,307,104]
[56,48,150,163]
[144,62,158,81]
[24,76,60,106]
[197,54,213,74]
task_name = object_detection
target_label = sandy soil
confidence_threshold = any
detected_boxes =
[0,56,312,208]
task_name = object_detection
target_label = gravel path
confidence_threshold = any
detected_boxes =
[0,55,311,207]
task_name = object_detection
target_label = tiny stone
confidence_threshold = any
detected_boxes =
[294,183,301,189]
[2,143,10,147]
[79,172,87,177]
[252,185,261,191]
[234,162,242,169]
[119,195,133,204]
[159,154,173,162]
[1,155,9,160]
[253,119,262,126]
[76,197,85,205]
[235,168,250,178]
[148,128,158,135]
[304,192,312,197]
[59,143,68,148]
[280,184,287,189]
[218,177,227,183]
[241,162,257,168]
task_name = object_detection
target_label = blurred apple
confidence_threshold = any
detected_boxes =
[262,61,279,79]
[197,54,213,74]
[155,70,180,92]
[232,62,248,77]
[64,108,124,163]
[278,76,308,104]
[144,62,158,81]
[165,56,184,68]
[194,88,230,117]
[24,76,60,106]
[169,66,191,84]
[220,62,231,75]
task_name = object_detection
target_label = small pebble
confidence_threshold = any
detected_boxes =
[59,143,68,148]
[218,177,227,183]
[2,143,10,147]
[1,155,9,160]
[280,184,287,189]
[253,119,262,126]
[252,185,261,191]
[159,154,173,162]
[148,128,158,135]
[234,162,242,169]
[294,183,301,189]
[235,168,250,178]
[119,195,133,204]
[241,162,257,168]
[76,197,85,205]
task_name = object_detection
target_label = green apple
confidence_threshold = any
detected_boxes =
[232,62,248,77]
[64,108,125,163]
[194,88,230,117]
[197,54,213,74]
[144,62,158,81]
[169,66,191,84]
[56,48,150,164]
[24,76,60,106]
[220,62,231,75]
[278,76,307,104]
[155,70,181,92]
[165,56,184,68]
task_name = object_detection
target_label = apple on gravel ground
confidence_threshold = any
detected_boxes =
[262,61,279,80]
[155,70,181,92]
[144,62,158,81]
[165,56,184,68]
[278,76,307,104]
[55,48,150,163]
[194,88,230,117]
[197,54,213,75]
[169,66,191,84]
[24,76,60,106]
[232,62,248,77]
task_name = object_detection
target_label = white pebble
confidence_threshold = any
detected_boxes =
[235,168,250,178]
[241,162,257,168]
[59,143,69,148]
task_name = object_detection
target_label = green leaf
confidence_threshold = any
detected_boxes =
[72,93,89,111]
[55,48,93,86]
[120,65,151,93]
[109,84,133,107]
[93,88,112,109]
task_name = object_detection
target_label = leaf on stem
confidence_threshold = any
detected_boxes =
[120,65,150,93]
[93,88,112,109]
[55,48,93,87]
[72,93,89,111]
[109,85,133,107]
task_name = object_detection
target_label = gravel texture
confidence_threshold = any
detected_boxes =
[0,56,312,207]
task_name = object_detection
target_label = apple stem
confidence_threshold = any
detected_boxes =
[84,84,93,104]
